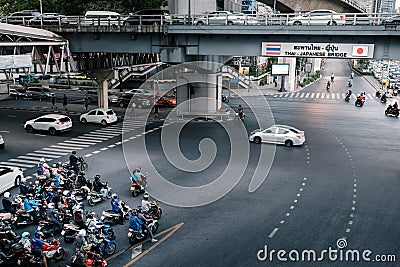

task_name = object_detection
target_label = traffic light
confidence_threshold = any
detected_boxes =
[18,75,27,85]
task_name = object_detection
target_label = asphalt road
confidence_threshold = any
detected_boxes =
[0,59,398,267]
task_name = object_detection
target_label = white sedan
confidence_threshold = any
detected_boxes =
[80,108,118,126]
[249,124,305,147]
[0,166,24,194]
[0,135,4,149]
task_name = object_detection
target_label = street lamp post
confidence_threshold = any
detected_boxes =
[39,0,43,14]
[273,0,277,14]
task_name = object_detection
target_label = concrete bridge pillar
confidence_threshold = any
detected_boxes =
[278,57,296,92]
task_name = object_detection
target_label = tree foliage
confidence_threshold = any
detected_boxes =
[0,0,168,16]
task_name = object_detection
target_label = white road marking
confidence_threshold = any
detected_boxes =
[8,158,39,164]
[316,93,320,98]
[72,137,103,143]
[57,143,90,148]
[310,93,315,98]
[63,140,97,145]
[268,228,279,238]
[42,147,72,153]
[32,150,67,156]
[17,155,43,161]
[131,244,142,259]
[49,145,79,151]
[100,148,108,151]
[92,151,101,154]
[0,161,34,168]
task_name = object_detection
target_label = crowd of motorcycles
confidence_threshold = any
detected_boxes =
[0,159,163,267]
[328,72,400,114]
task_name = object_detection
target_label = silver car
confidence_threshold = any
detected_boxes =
[194,11,246,25]
[288,10,345,26]
[249,124,305,147]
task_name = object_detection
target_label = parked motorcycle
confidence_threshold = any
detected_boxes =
[87,183,112,206]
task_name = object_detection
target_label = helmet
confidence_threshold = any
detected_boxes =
[21,178,26,184]
[35,180,39,185]
[136,206,143,213]
[63,190,70,196]
[143,192,149,200]
[47,203,55,209]
[112,193,118,199]
[34,231,43,238]
[57,169,62,174]
[3,192,10,198]
[57,190,62,194]
[95,175,100,181]
[79,171,85,176]
[136,167,141,172]
[26,193,33,199]
[78,229,86,236]
[40,158,45,162]
[72,151,77,155]
[22,232,30,239]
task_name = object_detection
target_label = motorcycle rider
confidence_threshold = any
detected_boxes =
[393,101,398,110]
[19,232,32,253]
[129,209,142,232]
[131,167,145,190]
[69,151,79,174]
[345,89,352,99]
[31,231,49,267]
[85,211,98,229]
[2,192,15,213]
[237,105,244,119]
[93,175,108,198]
[76,171,90,193]
[381,91,387,102]
[137,206,157,243]
[73,229,87,251]
[348,78,353,87]
[326,80,331,90]
[52,169,62,187]
[331,73,335,82]
[351,71,354,79]
[37,158,50,179]
[111,193,124,224]
[73,207,85,229]
[46,203,63,232]
[141,192,151,212]
[23,194,39,224]
[19,178,33,195]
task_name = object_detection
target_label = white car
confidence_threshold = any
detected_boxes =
[0,135,4,149]
[0,165,24,194]
[80,108,117,126]
[194,11,246,25]
[288,10,345,26]
[249,124,305,147]
[24,114,72,135]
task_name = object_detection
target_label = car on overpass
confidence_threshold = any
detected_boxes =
[123,9,171,25]
[29,13,68,26]
[1,10,40,25]
[84,90,119,105]
[194,11,249,25]
[249,124,305,147]
[383,15,400,25]
[288,10,345,26]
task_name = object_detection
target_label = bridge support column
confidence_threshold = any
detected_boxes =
[99,80,108,109]
[278,57,296,92]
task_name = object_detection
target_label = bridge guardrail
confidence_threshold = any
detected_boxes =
[0,12,397,31]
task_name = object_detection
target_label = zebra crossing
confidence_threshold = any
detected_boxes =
[0,120,152,171]
[264,92,379,100]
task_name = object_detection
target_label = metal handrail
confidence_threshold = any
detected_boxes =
[0,12,398,28]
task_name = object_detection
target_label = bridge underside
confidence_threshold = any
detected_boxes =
[259,0,364,13]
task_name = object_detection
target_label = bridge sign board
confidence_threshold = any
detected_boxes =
[262,43,374,59]
[229,78,240,83]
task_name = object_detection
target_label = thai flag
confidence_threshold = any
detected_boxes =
[265,44,281,55]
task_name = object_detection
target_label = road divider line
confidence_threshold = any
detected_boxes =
[123,222,184,267]
[268,228,279,238]
[106,222,184,262]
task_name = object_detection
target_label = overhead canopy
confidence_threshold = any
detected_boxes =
[0,23,66,44]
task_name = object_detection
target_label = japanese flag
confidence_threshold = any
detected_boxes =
[352,45,369,57]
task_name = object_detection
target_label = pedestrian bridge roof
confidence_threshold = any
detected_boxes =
[0,23,65,42]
